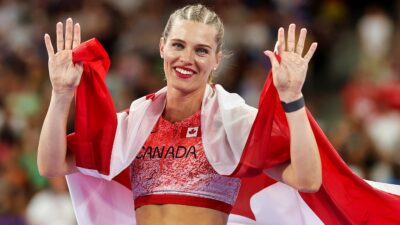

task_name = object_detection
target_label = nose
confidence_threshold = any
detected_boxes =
[179,48,194,64]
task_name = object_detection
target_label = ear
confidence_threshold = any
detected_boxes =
[159,37,165,59]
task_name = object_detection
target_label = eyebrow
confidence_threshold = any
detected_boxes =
[170,38,212,50]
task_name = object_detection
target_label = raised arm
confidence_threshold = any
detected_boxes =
[37,18,82,177]
[264,24,322,192]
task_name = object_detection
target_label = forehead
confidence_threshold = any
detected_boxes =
[167,19,218,47]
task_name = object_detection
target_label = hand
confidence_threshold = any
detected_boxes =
[44,18,83,96]
[264,24,317,102]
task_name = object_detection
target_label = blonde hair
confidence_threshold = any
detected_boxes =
[162,4,225,53]
[162,4,224,83]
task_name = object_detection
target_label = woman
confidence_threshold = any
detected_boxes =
[38,4,321,225]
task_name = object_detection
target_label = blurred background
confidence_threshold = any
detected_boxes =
[1,0,400,224]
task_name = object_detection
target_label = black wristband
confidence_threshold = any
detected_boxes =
[281,96,305,113]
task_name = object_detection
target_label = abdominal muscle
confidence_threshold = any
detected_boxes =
[135,204,229,225]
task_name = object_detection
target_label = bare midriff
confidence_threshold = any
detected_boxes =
[135,204,228,225]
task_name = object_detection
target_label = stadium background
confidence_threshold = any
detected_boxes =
[0,0,399,224]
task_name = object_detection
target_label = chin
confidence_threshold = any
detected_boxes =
[170,83,195,93]
[168,79,205,94]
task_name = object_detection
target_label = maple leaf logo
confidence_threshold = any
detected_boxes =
[186,127,199,138]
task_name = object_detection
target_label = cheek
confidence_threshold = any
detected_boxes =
[197,58,215,74]
[162,56,173,73]
[163,51,178,67]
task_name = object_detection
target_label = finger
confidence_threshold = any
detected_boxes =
[296,28,307,56]
[44,33,55,58]
[56,22,64,52]
[72,23,81,49]
[264,50,280,71]
[273,41,279,53]
[65,18,73,50]
[277,27,285,54]
[304,42,318,63]
[287,23,296,52]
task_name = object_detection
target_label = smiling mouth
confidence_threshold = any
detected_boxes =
[174,67,195,79]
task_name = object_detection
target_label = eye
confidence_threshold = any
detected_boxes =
[172,42,184,49]
[196,48,209,56]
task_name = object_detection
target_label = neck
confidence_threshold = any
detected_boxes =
[163,85,206,122]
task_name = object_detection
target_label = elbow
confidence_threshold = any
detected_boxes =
[297,177,322,193]
[38,166,58,177]
[37,161,64,178]
[298,181,322,193]
[37,158,51,177]
[295,169,322,192]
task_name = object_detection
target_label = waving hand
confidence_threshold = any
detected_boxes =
[264,24,317,103]
[44,18,83,95]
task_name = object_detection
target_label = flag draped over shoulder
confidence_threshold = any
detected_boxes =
[66,39,400,225]
[230,71,400,224]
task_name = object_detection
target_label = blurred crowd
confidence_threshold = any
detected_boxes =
[1,0,400,224]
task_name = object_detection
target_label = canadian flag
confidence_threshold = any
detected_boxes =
[66,39,400,225]
[186,127,199,138]
[187,127,198,137]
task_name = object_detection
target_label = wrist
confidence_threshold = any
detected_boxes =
[278,91,303,103]
[281,95,305,113]
[51,90,75,102]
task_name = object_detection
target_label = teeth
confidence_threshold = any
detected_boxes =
[175,67,194,75]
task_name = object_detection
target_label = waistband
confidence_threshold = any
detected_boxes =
[134,194,233,214]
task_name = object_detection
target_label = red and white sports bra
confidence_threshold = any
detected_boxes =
[130,111,241,214]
